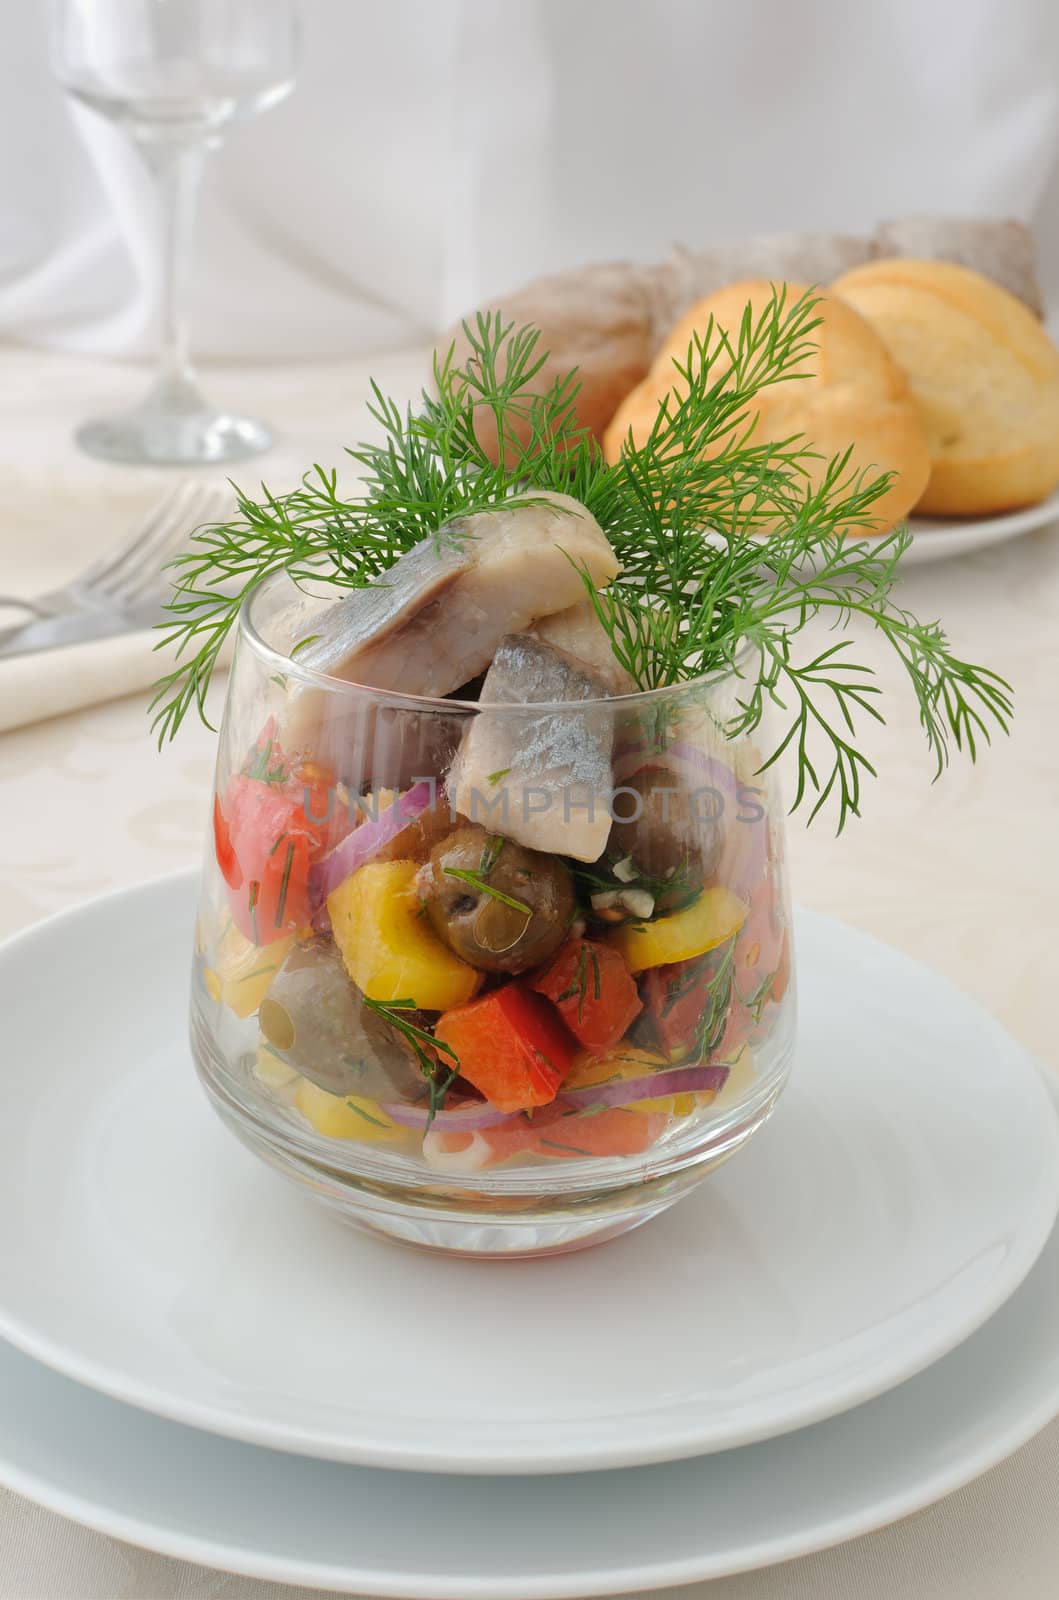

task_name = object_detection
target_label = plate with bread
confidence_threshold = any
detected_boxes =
[448,217,1059,566]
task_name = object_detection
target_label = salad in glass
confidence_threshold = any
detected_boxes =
[192,494,794,1250]
[171,300,1009,1253]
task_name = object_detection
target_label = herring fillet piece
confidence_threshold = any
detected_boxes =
[449,633,616,863]
[531,601,637,696]
[294,491,620,698]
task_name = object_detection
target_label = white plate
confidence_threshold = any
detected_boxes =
[1,1138,1058,1598]
[0,873,1056,1476]
[903,490,1059,564]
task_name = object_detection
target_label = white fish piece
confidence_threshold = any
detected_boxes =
[294,491,619,698]
[449,633,615,863]
[531,600,637,696]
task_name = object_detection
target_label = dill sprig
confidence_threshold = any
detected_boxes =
[151,297,1012,829]
[362,996,459,1123]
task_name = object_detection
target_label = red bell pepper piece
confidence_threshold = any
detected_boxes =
[532,937,642,1055]
[434,985,576,1113]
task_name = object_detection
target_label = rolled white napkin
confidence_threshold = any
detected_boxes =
[0,623,240,736]
[0,628,164,736]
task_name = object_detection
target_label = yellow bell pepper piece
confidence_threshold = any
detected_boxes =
[608,886,748,973]
[294,1078,410,1145]
[567,1046,699,1117]
[204,921,296,1018]
[714,1044,755,1106]
[254,1040,300,1090]
[327,859,479,1009]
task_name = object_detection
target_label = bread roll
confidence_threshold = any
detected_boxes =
[833,258,1059,515]
[648,231,873,344]
[440,261,659,460]
[870,218,1044,317]
[442,221,1044,465]
[603,280,931,533]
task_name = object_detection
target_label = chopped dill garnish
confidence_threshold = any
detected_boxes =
[443,865,531,916]
[243,738,287,786]
[342,1099,391,1130]
[273,839,296,927]
[362,996,459,1125]
[539,1137,593,1157]
[479,834,505,876]
[557,944,602,1021]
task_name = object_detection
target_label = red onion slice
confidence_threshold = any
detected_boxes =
[666,742,740,797]
[560,1062,730,1109]
[383,1061,731,1132]
[308,781,434,914]
[382,1097,516,1132]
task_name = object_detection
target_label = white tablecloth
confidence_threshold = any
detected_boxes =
[1,345,1058,1599]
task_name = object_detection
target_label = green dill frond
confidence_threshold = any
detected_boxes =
[151,294,1012,831]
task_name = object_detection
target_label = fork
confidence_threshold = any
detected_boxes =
[0,481,229,620]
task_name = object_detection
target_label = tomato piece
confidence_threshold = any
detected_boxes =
[213,794,240,890]
[531,938,642,1055]
[720,868,789,1045]
[642,946,732,1058]
[732,870,785,992]
[215,746,330,944]
[434,985,576,1113]
[771,928,792,1003]
[243,829,314,944]
[535,1105,666,1159]
[426,1101,667,1170]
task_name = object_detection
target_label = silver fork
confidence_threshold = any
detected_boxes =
[0,481,229,620]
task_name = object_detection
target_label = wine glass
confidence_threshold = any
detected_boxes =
[52,0,300,466]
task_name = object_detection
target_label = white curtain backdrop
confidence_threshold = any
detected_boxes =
[3,0,1059,359]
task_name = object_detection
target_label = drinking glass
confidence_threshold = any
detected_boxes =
[52,0,299,466]
[190,571,797,1257]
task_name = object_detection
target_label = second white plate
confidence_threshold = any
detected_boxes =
[904,489,1059,563]
[3,1182,1058,1597]
[0,872,1056,1474]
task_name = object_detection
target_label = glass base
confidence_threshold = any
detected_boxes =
[193,1010,791,1258]
[76,404,272,466]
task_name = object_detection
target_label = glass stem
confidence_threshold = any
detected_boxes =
[144,140,207,412]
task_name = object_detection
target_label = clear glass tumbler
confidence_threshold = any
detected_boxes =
[190,573,797,1256]
[52,0,299,466]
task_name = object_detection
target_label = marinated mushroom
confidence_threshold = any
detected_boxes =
[423,826,576,974]
[259,938,429,1100]
[606,766,723,914]
[368,795,465,865]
